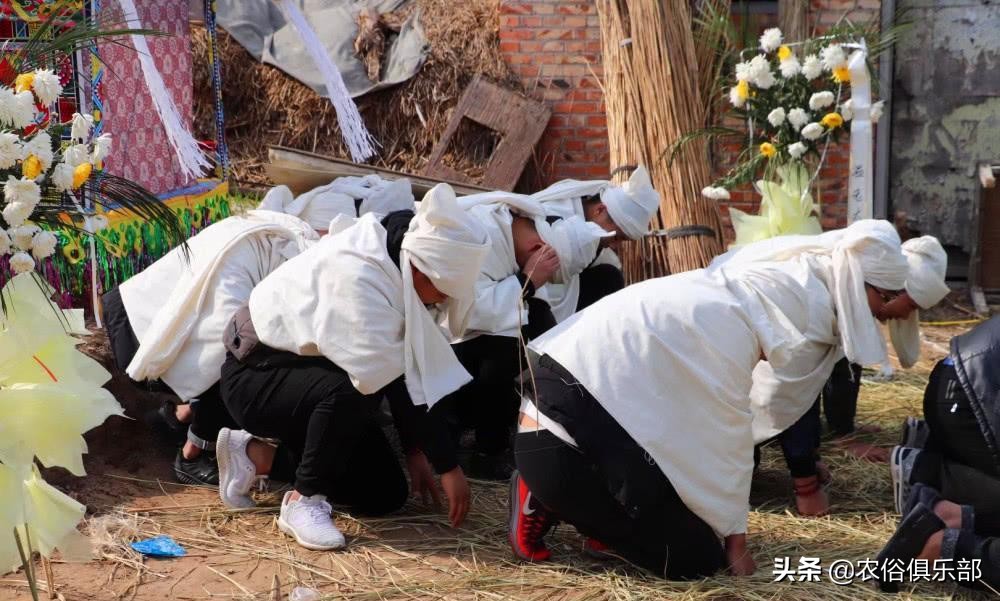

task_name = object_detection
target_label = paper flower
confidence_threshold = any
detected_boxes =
[802,122,825,140]
[777,46,793,61]
[809,91,835,111]
[832,66,851,84]
[9,251,34,274]
[0,228,10,255]
[23,132,53,170]
[2,201,33,228]
[730,81,749,108]
[747,55,776,89]
[760,28,783,52]
[70,113,93,143]
[0,132,22,169]
[10,91,36,129]
[760,142,777,158]
[820,44,848,71]
[788,142,807,159]
[62,143,90,168]
[802,55,823,80]
[92,133,112,164]
[73,163,93,189]
[779,56,801,78]
[14,73,34,94]
[10,224,39,251]
[788,108,810,131]
[729,162,821,247]
[51,163,74,192]
[871,100,885,123]
[841,99,854,121]
[4,176,41,207]
[31,231,57,259]
[21,154,41,179]
[701,186,731,200]
[821,112,844,129]
[31,69,62,106]
[767,107,787,127]
[735,61,751,82]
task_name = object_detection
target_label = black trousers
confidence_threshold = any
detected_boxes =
[576,263,625,311]
[516,356,726,579]
[446,297,556,455]
[950,530,1000,590]
[220,349,407,515]
[913,360,1000,536]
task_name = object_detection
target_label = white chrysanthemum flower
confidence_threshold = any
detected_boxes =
[701,186,730,200]
[871,100,885,123]
[747,55,776,89]
[801,122,825,140]
[92,133,112,164]
[820,44,848,71]
[767,107,787,127]
[5,175,41,207]
[51,162,75,192]
[788,108,810,131]
[840,99,854,121]
[0,228,10,255]
[31,230,57,259]
[0,88,15,127]
[10,224,39,250]
[779,56,801,78]
[729,86,746,108]
[809,91,835,111]
[735,61,751,82]
[10,91,36,129]
[23,132,53,170]
[70,113,93,143]
[62,143,90,168]
[9,251,35,274]
[32,69,62,106]
[788,142,808,159]
[0,132,23,169]
[802,54,823,80]
[759,28,783,52]
[2,201,33,228]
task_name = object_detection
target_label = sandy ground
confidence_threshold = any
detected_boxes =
[0,306,993,601]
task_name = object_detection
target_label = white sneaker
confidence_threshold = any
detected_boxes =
[278,492,346,551]
[216,428,257,509]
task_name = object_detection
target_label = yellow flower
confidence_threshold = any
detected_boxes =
[14,73,35,94]
[777,45,793,61]
[22,154,42,179]
[821,112,844,129]
[832,66,851,84]
[72,163,92,189]
[736,79,750,101]
[760,142,777,158]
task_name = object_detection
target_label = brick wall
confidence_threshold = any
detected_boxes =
[499,0,882,235]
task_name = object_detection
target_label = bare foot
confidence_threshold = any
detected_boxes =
[838,442,890,462]
[932,500,963,529]
[181,440,201,460]
[793,476,830,517]
[175,403,194,424]
[917,530,944,561]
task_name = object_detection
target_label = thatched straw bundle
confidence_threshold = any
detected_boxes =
[191,0,521,189]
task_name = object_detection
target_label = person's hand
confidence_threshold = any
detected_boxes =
[523,244,560,289]
[405,451,442,506]
[439,467,471,528]
[725,534,756,576]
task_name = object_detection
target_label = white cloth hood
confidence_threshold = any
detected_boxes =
[600,165,659,240]
[401,184,491,405]
[888,235,950,368]
[257,176,416,231]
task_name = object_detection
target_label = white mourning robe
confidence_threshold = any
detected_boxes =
[123,212,318,400]
[529,261,812,537]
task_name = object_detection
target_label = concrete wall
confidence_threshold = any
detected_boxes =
[890,0,1000,253]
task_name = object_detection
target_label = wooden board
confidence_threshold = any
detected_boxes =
[424,76,551,191]
[979,181,1000,290]
[266,146,490,197]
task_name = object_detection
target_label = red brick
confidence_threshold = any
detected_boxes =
[542,41,564,52]
[500,41,520,53]
[557,3,593,15]
[499,29,533,41]
[562,16,587,27]
[533,3,555,14]
[586,114,607,127]
[500,2,531,15]
[506,53,532,64]
[537,28,574,40]
[519,41,544,53]
[564,139,586,151]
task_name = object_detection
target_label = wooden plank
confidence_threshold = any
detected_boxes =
[979,181,1000,290]
[424,76,551,191]
[266,146,490,197]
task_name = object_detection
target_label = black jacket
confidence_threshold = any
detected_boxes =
[952,315,1000,469]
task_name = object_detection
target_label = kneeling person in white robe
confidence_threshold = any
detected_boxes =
[214,185,489,551]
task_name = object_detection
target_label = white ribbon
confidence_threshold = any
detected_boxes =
[847,42,873,223]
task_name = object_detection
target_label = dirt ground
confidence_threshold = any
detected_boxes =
[0,297,994,601]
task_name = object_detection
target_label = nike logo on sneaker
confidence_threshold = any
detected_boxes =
[522,492,535,516]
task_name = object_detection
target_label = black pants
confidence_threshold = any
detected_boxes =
[220,349,407,515]
[576,264,625,311]
[516,356,726,579]
[913,360,1000,535]
[187,385,239,450]
[446,297,556,455]
[950,530,1000,590]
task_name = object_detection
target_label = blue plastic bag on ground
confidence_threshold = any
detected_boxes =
[130,535,186,558]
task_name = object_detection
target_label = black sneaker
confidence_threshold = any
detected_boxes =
[144,401,188,446]
[174,449,220,486]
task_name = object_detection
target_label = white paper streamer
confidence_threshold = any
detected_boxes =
[275,0,377,163]
[114,0,210,179]
[847,42,873,223]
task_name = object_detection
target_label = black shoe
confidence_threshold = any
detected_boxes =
[144,401,188,446]
[174,450,220,486]
[875,503,945,592]
[467,451,514,481]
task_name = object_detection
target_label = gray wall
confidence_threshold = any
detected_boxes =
[890,0,1000,255]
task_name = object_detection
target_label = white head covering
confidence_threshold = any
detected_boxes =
[401,184,490,406]
[888,235,949,368]
[257,185,294,212]
[710,219,907,367]
[359,177,415,216]
[257,176,416,232]
[600,165,659,240]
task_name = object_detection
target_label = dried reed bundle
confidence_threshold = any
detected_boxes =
[597,0,726,281]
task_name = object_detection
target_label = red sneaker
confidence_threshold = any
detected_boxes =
[508,470,555,562]
[583,537,612,559]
